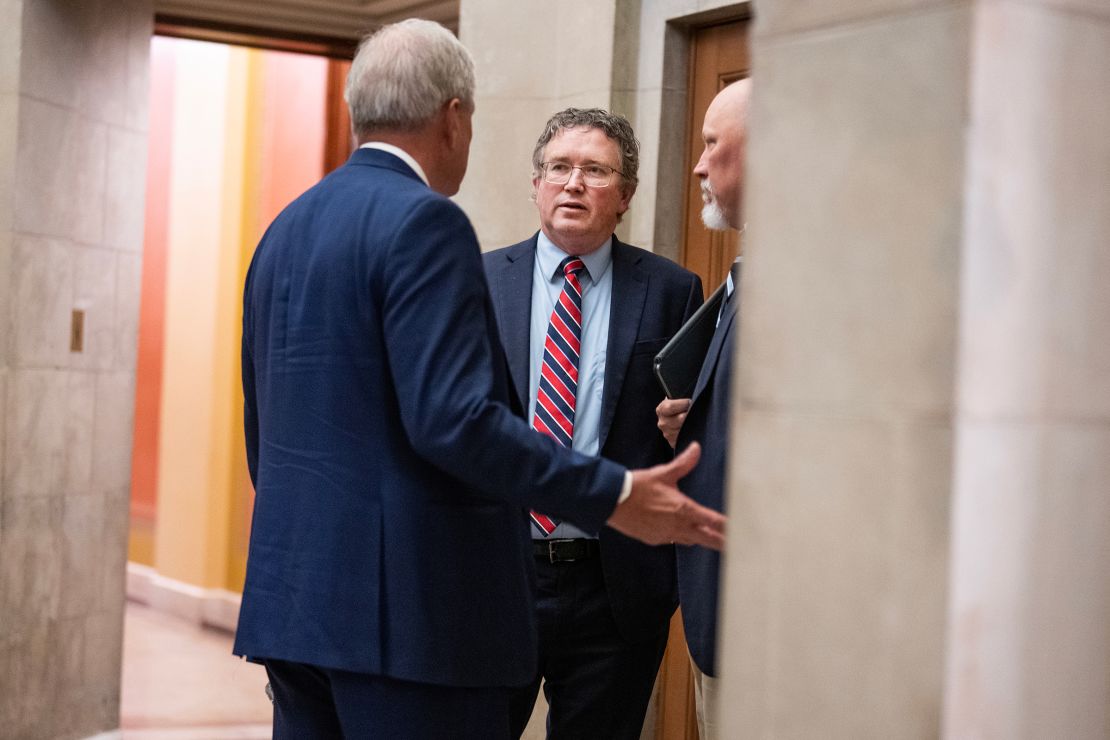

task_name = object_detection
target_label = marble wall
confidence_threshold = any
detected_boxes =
[0,0,152,737]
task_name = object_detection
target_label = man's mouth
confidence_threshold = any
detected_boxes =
[700,181,716,205]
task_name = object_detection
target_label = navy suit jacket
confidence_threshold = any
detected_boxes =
[234,148,627,689]
[675,273,738,677]
[483,235,703,643]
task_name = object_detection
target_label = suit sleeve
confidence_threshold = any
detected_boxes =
[380,197,624,532]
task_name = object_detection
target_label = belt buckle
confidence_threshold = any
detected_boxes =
[547,538,573,563]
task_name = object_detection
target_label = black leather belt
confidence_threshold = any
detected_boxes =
[533,538,600,563]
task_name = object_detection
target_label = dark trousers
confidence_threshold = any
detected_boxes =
[264,659,513,739]
[509,555,669,740]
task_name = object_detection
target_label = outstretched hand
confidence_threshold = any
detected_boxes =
[607,443,725,551]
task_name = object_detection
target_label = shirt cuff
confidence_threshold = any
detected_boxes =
[617,471,633,505]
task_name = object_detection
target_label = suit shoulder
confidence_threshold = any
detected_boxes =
[482,238,533,267]
[618,243,698,281]
[327,161,448,207]
[482,244,512,265]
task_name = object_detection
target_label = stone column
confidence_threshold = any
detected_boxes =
[719,0,1110,736]
[0,1,151,737]
[717,1,973,736]
[945,2,1110,737]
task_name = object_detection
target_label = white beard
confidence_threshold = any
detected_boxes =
[699,180,731,231]
[701,177,745,229]
[700,200,731,231]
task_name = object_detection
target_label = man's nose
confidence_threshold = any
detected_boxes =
[693,154,708,177]
[563,168,587,190]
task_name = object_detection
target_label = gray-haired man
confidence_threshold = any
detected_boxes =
[235,21,725,740]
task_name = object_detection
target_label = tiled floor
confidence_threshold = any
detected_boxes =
[120,602,272,739]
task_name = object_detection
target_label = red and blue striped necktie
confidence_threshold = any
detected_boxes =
[531,256,586,536]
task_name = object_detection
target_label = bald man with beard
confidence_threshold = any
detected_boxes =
[656,78,750,740]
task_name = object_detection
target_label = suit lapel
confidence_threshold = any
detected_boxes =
[599,239,646,451]
[691,292,737,403]
[493,238,537,411]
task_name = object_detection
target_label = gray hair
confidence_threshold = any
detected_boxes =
[345,19,475,137]
[531,108,640,192]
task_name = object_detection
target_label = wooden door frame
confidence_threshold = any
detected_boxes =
[651,2,752,274]
[154,15,358,58]
[679,19,751,294]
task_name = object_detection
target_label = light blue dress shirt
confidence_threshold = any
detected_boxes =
[528,231,613,539]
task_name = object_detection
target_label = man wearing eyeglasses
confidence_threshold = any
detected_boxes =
[483,109,703,739]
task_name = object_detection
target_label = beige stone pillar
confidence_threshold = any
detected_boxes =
[719,0,1110,737]
[945,2,1110,737]
[0,1,151,737]
[718,1,972,736]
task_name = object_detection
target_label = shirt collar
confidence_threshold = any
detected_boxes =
[727,256,741,296]
[359,142,429,186]
[536,230,613,284]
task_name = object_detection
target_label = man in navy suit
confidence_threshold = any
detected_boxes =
[657,78,751,740]
[235,20,725,740]
[484,109,703,739]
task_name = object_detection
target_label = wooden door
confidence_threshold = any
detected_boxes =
[680,19,751,294]
[653,17,750,740]
[324,58,354,173]
[654,611,700,740]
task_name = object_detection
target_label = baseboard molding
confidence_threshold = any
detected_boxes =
[126,562,241,633]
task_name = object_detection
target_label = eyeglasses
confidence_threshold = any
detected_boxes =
[540,162,625,188]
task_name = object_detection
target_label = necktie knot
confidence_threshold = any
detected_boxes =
[561,257,586,279]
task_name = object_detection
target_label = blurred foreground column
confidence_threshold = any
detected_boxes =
[718,1,1110,737]
[945,2,1110,737]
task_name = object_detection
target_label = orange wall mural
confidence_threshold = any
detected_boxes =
[129,36,329,592]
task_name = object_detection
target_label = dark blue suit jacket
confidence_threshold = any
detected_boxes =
[675,275,738,677]
[234,148,626,688]
[483,236,703,642]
